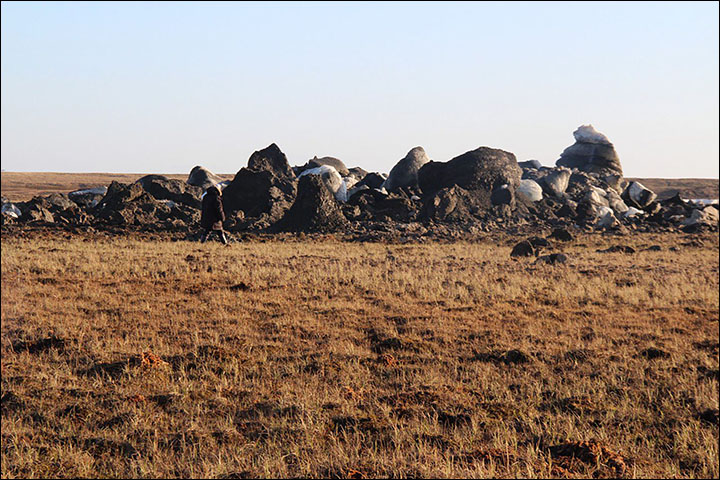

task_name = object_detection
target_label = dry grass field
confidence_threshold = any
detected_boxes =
[1,230,718,478]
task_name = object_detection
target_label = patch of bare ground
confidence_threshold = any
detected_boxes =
[1,231,718,478]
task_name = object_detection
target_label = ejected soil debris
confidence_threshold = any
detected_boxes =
[597,245,636,254]
[639,347,670,360]
[11,335,66,354]
[471,349,532,365]
[534,253,568,265]
[696,409,719,426]
[3,124,716,238]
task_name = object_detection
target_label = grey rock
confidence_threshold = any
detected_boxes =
[540,168,571,198]
[421,185,482,223]
[275,174,349,233]
[347,167,369,181]
[221,144,297,221]
[355,172,387,190]
[418,146,522,212]
[556,125,623,176]
[681,207,719,227]
[187,166,223,190]
[519,159,543,169]
[247,143,295,180]
[606,188,629,214]
[303,156,350,177]
[623,181,657,209]
[383,147,430,192]
[136,175,202,208]
[603,174,626,194]
[583,187,609,207]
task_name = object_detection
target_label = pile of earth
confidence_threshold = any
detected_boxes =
[2,125,717,237]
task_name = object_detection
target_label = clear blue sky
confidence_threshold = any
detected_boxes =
[1,1,718,178]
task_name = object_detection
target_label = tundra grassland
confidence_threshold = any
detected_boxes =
[1,232,718,479]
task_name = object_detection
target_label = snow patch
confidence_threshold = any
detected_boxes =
[573,124,611,144]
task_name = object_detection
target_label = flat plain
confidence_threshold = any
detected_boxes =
[1,228,718,478]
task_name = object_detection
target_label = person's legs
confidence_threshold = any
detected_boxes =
[218,229,228,245]
[200,228,210,243]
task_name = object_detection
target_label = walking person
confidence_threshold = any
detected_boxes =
[200,185,229,245]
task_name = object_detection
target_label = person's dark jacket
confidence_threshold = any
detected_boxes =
[201,186,225,230]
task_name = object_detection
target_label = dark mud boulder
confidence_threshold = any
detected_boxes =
[383,147,431,192]
[681,206,719,229]
[422,185,484,223]
[373,196,418,223]
[518,159,542,169]
[510,240,535,257]
[535,253,568,265]
[221,144,297,222]
[247,143,295,178]
[490,184,514,205]
[548,228,574,242]
[136,175,202,208]
[603,174,626,195]
[515,196,560,223]
[19,204,55,223]
[187,166,224,190]
[555,202,576,219]
[43,193,77,211]
[92,181,189,226]
[347,188,418,223]
[297,165,346,202]
[418,146,522,210]
[348,187,389,205]
[575,199,600,225]
[565,170,605,198]
[556,125,623,177]
[597,245,636,254]
[527,236,552,251]
[18,193,85,224]
[302,156,350,177]
[347,166,369,181]
[275,174,349,233]
[355,172,387,190]
[661,193,689,207]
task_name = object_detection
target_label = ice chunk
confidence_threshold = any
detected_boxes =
[1,203,21,218]
[298,165,346,202]
[573,124,611,144]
